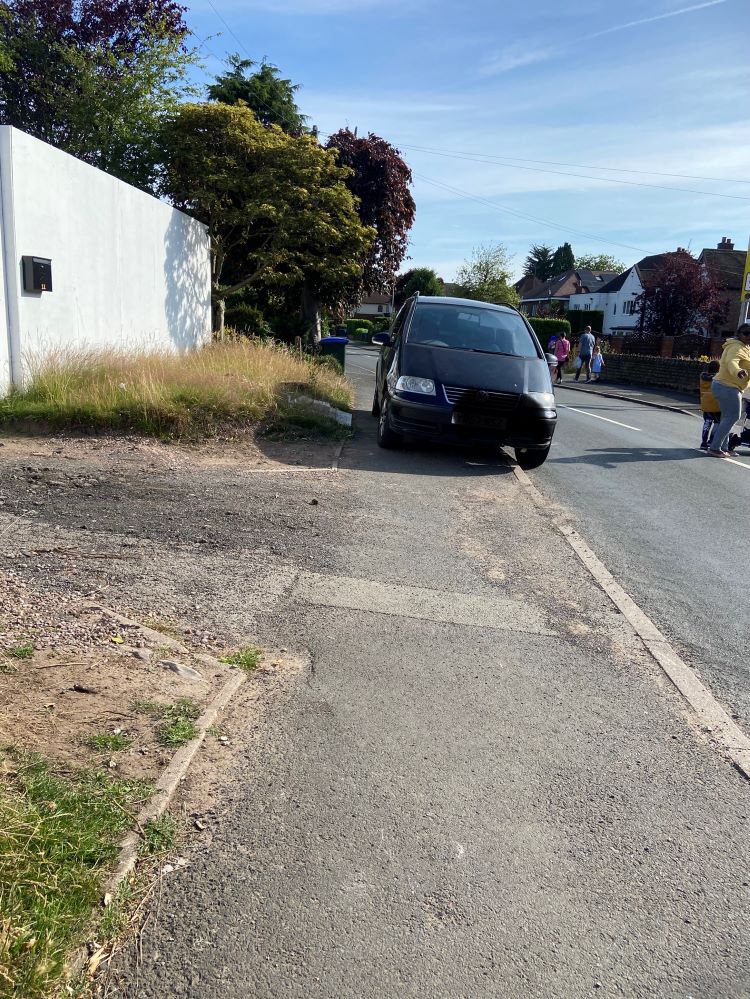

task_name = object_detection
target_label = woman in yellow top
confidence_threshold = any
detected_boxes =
[708,324,750,457]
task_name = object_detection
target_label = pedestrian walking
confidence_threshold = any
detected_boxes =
[699,359,721,451]
[591,346,604,382]
[707,324,750,458]
[574,326,596,382]
[553,332,571,383]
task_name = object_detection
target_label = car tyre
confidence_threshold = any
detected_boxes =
[371,389,380,417]
[514,445,550,470]
[377,397,402,449]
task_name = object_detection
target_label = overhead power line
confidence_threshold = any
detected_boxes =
[394,143,750,188]
[396,142,750,203]
[412,171,648,254]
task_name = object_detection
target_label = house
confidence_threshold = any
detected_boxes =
[519,268,619,316]
[569,267,644,335]
[352,292,392,320]
[569,239,747,337]
[698,237,747,335]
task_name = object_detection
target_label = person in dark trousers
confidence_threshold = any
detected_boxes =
[574,326,596,381]
[699,359,721,450]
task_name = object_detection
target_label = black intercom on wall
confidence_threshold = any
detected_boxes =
[21,256,52,293]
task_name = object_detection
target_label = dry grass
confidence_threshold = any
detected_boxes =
[0,340,352,438]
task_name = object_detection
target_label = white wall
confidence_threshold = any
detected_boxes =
[0,127,211,392]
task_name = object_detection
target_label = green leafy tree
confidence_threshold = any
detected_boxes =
[0,0,194,192]
[326,129,416,296]
[575,252,625,272]
[523,244,555,281]
[207,55,307,134]
[552,241,575,274]
[160,102,373,335]
[456,244,519,307]
[395,267,443,307]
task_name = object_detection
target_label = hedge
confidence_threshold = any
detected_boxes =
[567,310,604,336]
[528,317,571,341]
[344,318,372,336]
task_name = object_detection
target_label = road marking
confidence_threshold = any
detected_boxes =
[721,455,750,471]
[561,405,642,432]
[511,464,750,780]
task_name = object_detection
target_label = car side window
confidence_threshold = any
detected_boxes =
[389,304,408,345]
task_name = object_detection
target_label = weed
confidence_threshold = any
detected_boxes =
[131,698,201,749]
[0,341,353,438]
[220,646,262,673]
[85,733,133,753]
[0,661,17,675]
[156,718,198,748]
[6,642,34,660]
[0,751,150,999]
[140,814,177,856]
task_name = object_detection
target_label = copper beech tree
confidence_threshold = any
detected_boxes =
[325,129,416,300]
[637,250,728,338]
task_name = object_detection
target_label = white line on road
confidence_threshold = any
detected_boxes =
[719,454,750,471]
[560,405,643,432]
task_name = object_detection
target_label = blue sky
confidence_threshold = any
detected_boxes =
[186,0,750,280]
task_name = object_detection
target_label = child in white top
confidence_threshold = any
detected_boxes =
[591,346,604,382]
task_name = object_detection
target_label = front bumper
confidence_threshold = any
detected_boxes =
[388,395,556,448]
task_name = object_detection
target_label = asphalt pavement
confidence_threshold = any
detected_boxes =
[540,381,750,733]
[117,344,750,999]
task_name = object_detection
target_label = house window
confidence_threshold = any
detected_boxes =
[584,304,590,311]
[377,305,384,313]
[622,301,636,315]
[613,303,617,314]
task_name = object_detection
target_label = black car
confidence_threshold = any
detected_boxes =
[371,295,557,469]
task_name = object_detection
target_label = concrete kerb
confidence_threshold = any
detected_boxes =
[559,381,698,417]
[511,464,750,780]
[81,605,248,897]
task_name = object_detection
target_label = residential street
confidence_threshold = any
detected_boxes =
[107,344,750,999]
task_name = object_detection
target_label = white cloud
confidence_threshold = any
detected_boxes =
[481,0,730,76]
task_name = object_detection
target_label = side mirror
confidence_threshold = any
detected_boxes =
[545,353,558,365]
[372,332,391,347]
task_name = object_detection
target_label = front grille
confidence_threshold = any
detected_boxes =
[443,385,520,414]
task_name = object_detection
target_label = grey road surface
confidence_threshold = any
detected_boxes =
[540,383,750,731]
[114,345,750,999]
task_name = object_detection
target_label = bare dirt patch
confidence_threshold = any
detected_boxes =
[0,572,240,785]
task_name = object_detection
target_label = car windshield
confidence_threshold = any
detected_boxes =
[407,304,538,357]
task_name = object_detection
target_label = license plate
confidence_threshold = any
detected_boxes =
[451,412,507,430]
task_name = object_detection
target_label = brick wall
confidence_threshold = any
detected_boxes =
[602,353,703,393]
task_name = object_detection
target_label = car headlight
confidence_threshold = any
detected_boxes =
[525,391,556,409]
[395,375,436,395]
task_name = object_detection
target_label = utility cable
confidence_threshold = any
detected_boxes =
[412,171,649,254]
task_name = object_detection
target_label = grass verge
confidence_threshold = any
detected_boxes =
[0,751,151,999]
[0,340,353,439]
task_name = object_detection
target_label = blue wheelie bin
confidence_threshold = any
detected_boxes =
[319,335,349,371]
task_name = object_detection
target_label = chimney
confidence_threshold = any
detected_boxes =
[717,236,735,251]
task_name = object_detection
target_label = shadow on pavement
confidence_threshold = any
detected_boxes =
[344,406,514,478]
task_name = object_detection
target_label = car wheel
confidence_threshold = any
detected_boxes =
[377,397,402,449]
[514,445,550,470]
[371,389,380,417]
